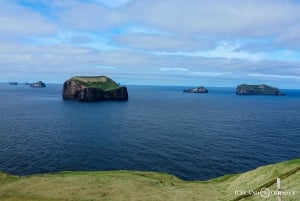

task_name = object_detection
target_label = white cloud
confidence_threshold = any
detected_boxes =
[248,73,300,80]
[53,1,127,30]
[0,16,55,35]
[191,72,231,77]
[160,68,190,72]
[91,0,132,8]
[8,0,300,52]
[0,1,56,38]
[204,41,265,61]
[95,66,117,70]
[30,0,300,40]
[124,0,300,37]
[276,24,300,48]
[113,33,215,51]
[148,41,266,61]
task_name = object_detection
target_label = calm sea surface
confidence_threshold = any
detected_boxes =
[0,84,300,180]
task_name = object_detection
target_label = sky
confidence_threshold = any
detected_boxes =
[1,0,300,88]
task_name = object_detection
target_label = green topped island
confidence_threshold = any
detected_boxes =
[62,76,128,101]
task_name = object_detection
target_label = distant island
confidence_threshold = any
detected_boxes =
[8,82,18,85]
[236,84,285,96]
[62,76,128,101]
[183,86,208,93]
[30,81,46,88]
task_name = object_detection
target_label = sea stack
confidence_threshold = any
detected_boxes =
[30,81,46,88]
[62,76,128,101]
[236,84,284,96]
[183,86,208,93]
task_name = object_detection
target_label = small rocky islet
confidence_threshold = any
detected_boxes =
[62,76,128,101]
[183,86,208,93]
[236,84,285,96]
[8,81,46,87]
[8,82,18,85]
[182,84,284,96]
[30,81,46,88]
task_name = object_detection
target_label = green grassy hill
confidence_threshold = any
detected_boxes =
[0,159,299,201]
[71,76,121,91]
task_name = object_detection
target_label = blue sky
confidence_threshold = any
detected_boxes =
[1,0,300,88]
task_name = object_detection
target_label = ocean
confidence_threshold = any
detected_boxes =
[0,84,300,180]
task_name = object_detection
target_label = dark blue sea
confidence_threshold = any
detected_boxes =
[0,84,300,180]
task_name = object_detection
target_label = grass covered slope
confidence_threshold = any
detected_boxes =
[71,76,120,91]
[0,159,299,201]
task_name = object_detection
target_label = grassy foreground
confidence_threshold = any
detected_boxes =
[0,159,299,201]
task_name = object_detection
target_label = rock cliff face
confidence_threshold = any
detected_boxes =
[31,81,46,88]
[236,84,284,96]
[183,86,208,93]
[62,76,128,101]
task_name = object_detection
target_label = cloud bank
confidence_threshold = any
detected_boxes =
[1,0,300,87]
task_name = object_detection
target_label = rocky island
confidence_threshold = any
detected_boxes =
[62,76,128,101]
[183,86,208,93]
[236,84,285,96]
[31,81,46,88]
[8,82,18,85]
